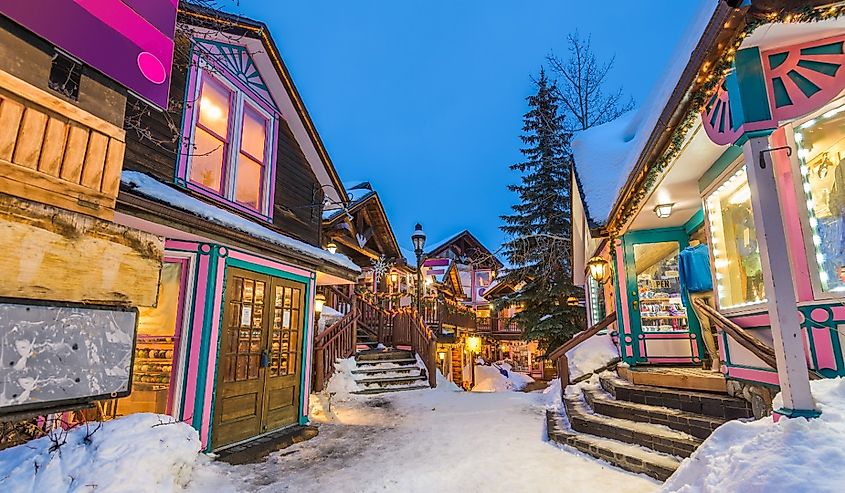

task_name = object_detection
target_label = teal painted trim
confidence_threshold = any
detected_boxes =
[620,227,703,365]
[683,209,705,235]
[734,128,775,147]
[610,247,636,365]
[192,245,222,442]
[721,330,732,366]
[204,253,230,453]
[698,146,744,193]
[298,279,313,425]
[226,257,311,284]
[774,407,822,419]
[173,41,196,185]
[734,47,773,124]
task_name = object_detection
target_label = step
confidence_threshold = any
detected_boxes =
[352,366,420,376]
[355,357,418,367]
[351,384,430,395]
[356,349,415,362]
[564,394,701,458]
[600,374,752,420]
[354,374,427,386]
[546,409,680,481]
[618,365,727,393]
[583,387,726,440]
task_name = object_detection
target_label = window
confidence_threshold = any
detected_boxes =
[705,165,767,309]
[634,242,688,332]
[794,105,845,293]
[186,68,274,217]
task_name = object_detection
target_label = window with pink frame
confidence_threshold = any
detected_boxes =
[183,60,277,219]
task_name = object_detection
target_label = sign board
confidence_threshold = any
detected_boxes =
[0,299,138,418]
[0,0,178,110]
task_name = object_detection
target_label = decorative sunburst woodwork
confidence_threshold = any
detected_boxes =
[194,39,277,111]
[763,34,845,122]
[701,78,742,145]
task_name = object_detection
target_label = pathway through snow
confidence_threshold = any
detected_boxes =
[209,384,659,493]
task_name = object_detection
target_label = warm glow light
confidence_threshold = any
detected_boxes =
[315,293,326,314]
[654,203,674,218]
[587,256,612,284]
[326,242,337,254]
[465,336,482,354]
[200,97,224,122]
[390,272,399,284]
[438,351,446,361]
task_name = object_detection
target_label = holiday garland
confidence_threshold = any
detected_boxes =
[608,3,845,238]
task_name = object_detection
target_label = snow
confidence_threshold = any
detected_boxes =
[316,306,344,334]
[566,333,620,380]
[662,377,845,493]
[121,171,360,272]
[210,376,657,492]
[470,363,535,392]
[0,413,235,493]
[571,1,716,226]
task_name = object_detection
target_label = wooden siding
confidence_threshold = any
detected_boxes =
[0,69,126,221]
[0,193,163,306]
[122,34,324,247]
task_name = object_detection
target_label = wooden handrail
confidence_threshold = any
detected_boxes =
[313,294,359,392]
[549,312,617,388]
[693,299,821,380]
[389,308,438,388]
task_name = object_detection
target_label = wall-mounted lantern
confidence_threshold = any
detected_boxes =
[587,256,612,284]
[326,242,337,254]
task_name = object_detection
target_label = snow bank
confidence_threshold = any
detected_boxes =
[121,171,360,272]
[317,306,345,334]
[471,364,534,392]
[663,378,845,493]
[566,333,619,380]
[0,413,233,493]
[324,357,362,399]
[572,1,715,225]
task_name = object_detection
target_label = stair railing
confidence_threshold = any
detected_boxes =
[692,299,821,381]
[390,308,438,388]
[326,285,354,315]
[313,294,359,393]
[548,312,618,390]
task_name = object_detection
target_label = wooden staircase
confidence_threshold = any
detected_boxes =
[546,368,752,481]
[313,287,438,393]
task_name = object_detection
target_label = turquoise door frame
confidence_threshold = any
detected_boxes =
[620,227,704,365]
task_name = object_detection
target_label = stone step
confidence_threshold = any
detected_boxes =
[355,374,427,386]
[600,374,753,420]
[352,366,419,375]
[351,384,430,395]
[355,357,418,367]
[583,387,726,440]
[356,349,415,362]
[564,394,701,458]
[546,409,680,482]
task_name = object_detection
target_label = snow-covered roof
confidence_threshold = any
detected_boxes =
[121,171,360,273]
[571,2,715,227]
[322,182,376,221]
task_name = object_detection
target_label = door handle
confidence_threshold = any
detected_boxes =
[260,350,270,368]
[632,300,638,310]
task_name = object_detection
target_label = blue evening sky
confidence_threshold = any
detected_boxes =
[235,0,703,255]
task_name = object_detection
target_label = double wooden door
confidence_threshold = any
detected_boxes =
[213,268,306,449]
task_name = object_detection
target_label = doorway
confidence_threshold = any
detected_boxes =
[212,267,306,449]
[623,230,703,364]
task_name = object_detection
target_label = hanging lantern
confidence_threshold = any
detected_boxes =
[587,256,612,284]
[314,293,326,314]
[326,242,338,254]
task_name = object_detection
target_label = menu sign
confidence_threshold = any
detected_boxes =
[1,0,177,109]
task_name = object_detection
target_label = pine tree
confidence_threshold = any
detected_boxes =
[498,69,586,353]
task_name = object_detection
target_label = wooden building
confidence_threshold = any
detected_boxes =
[0,2,173,423]
[112,5,359,451]
[570,0,845,418]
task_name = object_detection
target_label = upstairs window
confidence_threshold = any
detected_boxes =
[179,42,278,220]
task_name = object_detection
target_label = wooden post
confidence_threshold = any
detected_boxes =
[314,349,325,393]
[743,135,817,416]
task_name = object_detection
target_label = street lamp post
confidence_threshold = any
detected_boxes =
[411,223,426,315]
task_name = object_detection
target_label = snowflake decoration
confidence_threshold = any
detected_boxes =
[371,255,393,279]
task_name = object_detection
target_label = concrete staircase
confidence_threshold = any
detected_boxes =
[351,348,430,395]
[547,370,753,481]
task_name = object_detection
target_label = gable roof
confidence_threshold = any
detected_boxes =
[322,182,403,261]
[179,3,348,206]
[425,230,504,269]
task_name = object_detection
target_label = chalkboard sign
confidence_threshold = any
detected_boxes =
[0,299,137,418]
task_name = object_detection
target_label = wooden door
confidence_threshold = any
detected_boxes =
[213,269,306,449]
[214,269,271,448]
[261,279,305,431]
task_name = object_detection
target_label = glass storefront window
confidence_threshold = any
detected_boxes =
[794,105,845,293]
[705,165,767,308]
[633,242,688,332]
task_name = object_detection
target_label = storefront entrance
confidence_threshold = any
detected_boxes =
[622,229,703,365]
[212,268,306,449]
